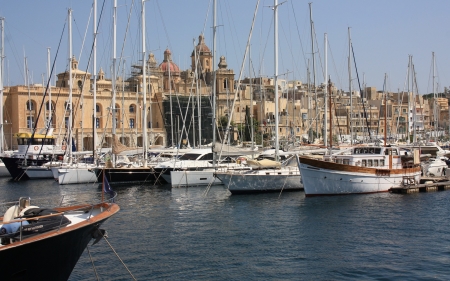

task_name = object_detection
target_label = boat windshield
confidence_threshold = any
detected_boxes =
[179,153,202,160]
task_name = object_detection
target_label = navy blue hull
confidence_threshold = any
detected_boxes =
[0,218,108,281]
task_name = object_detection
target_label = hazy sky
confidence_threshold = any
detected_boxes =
[1,0,449,95]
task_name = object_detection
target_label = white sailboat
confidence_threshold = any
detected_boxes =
[51,0,97,184]
[214,0,303,194]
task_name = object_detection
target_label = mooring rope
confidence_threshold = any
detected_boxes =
[103,236,137,280]
[86,246,100,281]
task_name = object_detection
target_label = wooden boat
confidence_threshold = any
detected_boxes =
[0,193,119,280]
[297,146,422,196]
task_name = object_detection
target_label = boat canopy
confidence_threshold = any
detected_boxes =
[15,133,55,139]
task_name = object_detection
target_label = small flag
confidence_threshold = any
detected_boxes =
[103,173,115,202]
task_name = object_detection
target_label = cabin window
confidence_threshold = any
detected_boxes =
[368,160,373,167]
[374,160,379,167]
[380,159,385,166]
[337,159,343,164]
[199,153,213,161]
[343,159,349,165]
[27,116,35,129]
[362,160,367,167]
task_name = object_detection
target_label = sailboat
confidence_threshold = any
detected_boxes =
[214,0,304,194]
[0,17,10,177]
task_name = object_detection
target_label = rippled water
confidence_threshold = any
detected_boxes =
[1,177,449,280]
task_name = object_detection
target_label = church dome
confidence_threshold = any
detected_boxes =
[159,49,180,75]
[191,34,211,56]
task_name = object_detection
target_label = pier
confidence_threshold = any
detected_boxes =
[390,176,450,194]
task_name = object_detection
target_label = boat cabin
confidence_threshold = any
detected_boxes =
[325,146,407,169]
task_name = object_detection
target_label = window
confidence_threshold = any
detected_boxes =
[362,160,367,167]
[129,105,135,113]
[26,101,34,111]
[27,116,35,129]
[374,160,379,167]
[368,160,373,167]
[380,159,385,166]
[65,117,70,128]
[95,118,100,128]
[130,118,135,128]
[96,104,100,113]
[46,101,52,111]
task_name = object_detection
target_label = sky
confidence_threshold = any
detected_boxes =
[0,0,449,96]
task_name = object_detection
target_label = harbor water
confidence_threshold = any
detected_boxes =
[1,177,449,280]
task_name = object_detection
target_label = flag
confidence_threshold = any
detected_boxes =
[103,172,115,202]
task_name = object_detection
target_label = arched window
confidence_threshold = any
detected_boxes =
[46,101,53,111]
[64,101,71,111]
[129,105,135,113]
[26,101,34,111]
[96,104,100,113]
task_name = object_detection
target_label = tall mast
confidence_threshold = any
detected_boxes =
[432,51,437,136]
[141,0,148,167]
[169,51,174,147]
[92,0,97,161]
[348,27,353,145]
[323,32,327,147]
[212,0,217,165]
[274,0,279,161]
[47,48,51,129]
[407,55,411,144]
[112,0,117,163]
[0,17,4,153]
[68,9,73,164]
[384,73,387,147]
[309,3,317,142]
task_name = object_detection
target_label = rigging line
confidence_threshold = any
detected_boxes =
[220,0,260,160]
[223,0,243,71]
[28,21,66,156]
[155,0,172,52]
[116,0,134,74]
[289,0,308,72]
[350,43,371,139]
[72,0,108,134]
[76,7,93,66]
[327,40,343,91]
[4,23,26,84]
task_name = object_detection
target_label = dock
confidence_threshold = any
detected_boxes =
[390,176,450,194]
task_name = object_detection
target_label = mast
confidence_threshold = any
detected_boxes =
[112,0,117,164]
[407,55,411,144]
[309,3,318,142]
[47,48,51,129]
[432,51,437,137]
[92,0,97,162]
[141,0,148,167]
[68,9,73,164]
[323,33,327,147]
[212,0,217,165]
[348,27,353,145]
[384,73,387,147]
[169,50,174,147]
[0,17,4,153]
[274,0,279,161]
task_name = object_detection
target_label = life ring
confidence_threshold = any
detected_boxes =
[62,145,67,150]
[33,146,39,151]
